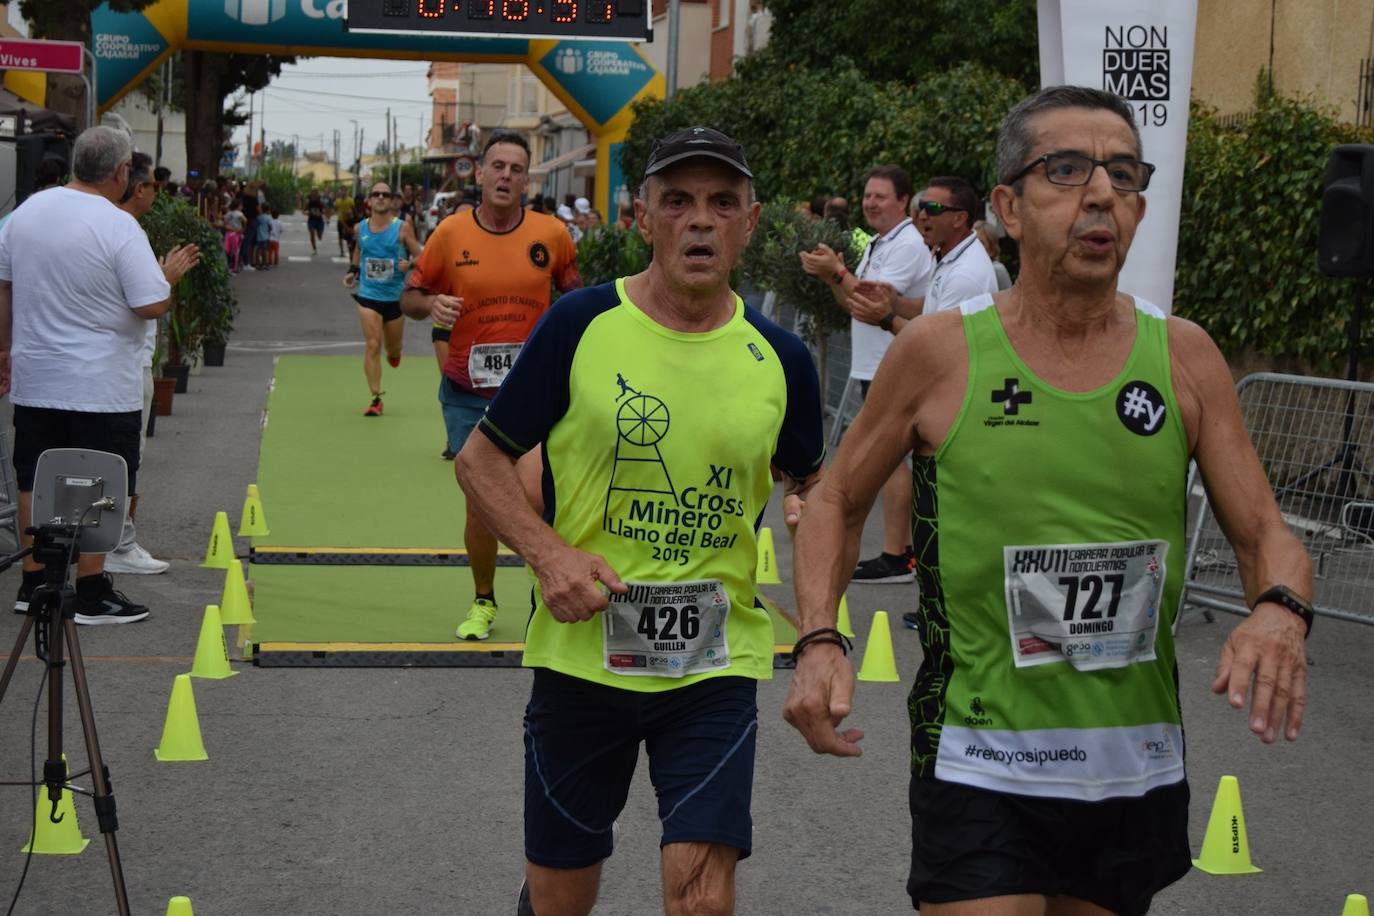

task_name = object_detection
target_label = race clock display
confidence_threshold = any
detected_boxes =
[346,0,652,41]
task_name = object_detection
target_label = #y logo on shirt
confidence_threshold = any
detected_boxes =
[1116,380,1166,436]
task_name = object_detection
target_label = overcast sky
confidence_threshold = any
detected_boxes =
[227,58,434,167]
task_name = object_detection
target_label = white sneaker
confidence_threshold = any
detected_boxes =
[104,543,170,575]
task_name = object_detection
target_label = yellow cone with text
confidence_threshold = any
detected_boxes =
[154,675,208,762]
[166,895,195,916]
[857,611,900,682]
[200,511,234,569]
[836,594,855,638]
[756,527,781,584]
[1192,775,1261,874]
[20,755,89,855]
[190,605,238,680]
[218,561,256,626]
[237,484,269,537]
[1342,895,1370,916]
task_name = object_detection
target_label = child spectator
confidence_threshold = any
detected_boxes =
[255,208,272,269]
[268,208,283,266]
[223,199,245,273]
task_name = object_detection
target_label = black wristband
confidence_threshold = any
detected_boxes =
[347,265,360,275]
[792,627,852,661]
[1253,585,1313,638]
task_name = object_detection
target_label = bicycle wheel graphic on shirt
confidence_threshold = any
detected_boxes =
[605,378,678,529]
[617,394,670,446]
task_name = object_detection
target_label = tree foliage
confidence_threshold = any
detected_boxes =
[761,0,1037,86]
[1175,91,1374,371]
[738,201,857,346]
[623,56,1024,206]
[140,194,237,361]
[575,225,651,288]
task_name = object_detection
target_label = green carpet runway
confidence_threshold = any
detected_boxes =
[250,356,798,666]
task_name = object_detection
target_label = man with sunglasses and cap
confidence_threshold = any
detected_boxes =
[455,126,823,915]
[402,130,580,641]
[784,85,1313,915]
[849,177,998,342]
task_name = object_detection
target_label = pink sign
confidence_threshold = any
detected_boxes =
[0,38,84,75]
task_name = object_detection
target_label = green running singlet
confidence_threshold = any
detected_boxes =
[909,294,1188,801]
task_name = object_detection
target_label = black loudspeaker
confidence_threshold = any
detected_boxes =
[1319,144,1374,277]
[14,131,70,206]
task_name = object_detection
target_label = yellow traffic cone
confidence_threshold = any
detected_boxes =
[154,675,209,762]
[1341,894,1370,916]
[190,605,238,680]
[237,485,269,537]
[218,561,256,626]
[756,527,781,584]
[166,896,195,916]
[857,611,900,682]
[1192,775,1261,874]
[200,511,235,569]
[20,755,89,855]
[836,594,855,638]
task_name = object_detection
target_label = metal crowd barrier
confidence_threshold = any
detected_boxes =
[1181,372,1374,626]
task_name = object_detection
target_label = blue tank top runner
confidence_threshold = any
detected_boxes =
[358,218,405,301]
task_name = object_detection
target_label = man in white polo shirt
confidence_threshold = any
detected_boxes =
[850,176,998,335]
[801,164,934,583]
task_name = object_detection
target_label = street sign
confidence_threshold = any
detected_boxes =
[0,37,85,75]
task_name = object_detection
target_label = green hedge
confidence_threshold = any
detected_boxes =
[1176,93,1373,371]
[622,56,1025,205]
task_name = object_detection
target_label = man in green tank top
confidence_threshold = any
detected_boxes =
[784,85,1314,915]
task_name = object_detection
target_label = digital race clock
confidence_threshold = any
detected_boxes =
[345,0,652,42]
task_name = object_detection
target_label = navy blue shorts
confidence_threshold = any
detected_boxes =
[907,777,1191,914]
[524,668,759,870]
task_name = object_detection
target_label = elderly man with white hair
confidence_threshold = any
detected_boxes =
[0,125,174,625]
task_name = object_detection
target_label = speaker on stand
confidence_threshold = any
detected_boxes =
[1285,144,1374,502]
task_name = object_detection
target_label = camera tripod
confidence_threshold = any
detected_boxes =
[0,524,131,916]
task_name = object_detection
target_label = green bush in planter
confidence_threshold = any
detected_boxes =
[140,195,237,364]
[575,225,651,288]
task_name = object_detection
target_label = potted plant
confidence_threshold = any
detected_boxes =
[140,195,238,384]
[150,316,175,419]
[739,201,858,402]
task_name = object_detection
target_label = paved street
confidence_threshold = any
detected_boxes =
[0,214,1371,915]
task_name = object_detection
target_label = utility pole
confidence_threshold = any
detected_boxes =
[154,57,170,169]
[333,129,340,192]
[246,92,255,176]
[356,127,364,196]
[666,0,680,99]
[258,91,266,178]
[385,106,392,189]
[393,113,400,188]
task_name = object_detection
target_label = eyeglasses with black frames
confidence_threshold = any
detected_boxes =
[1006,152,1156,192]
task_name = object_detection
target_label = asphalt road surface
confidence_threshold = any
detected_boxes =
[0,215,1370,915]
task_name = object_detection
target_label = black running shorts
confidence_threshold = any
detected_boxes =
[12,405,141,495]
[353,294,403,322]
[907,776,1191,914]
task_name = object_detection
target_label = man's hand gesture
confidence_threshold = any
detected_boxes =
[784,642,864,757]
[1212,603,1308,743]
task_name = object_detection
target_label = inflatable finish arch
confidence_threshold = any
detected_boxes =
[91,0,666,216]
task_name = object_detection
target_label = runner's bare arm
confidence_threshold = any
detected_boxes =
[784,319,942,758]
[399,222,422,268]
[1170,317,1312,743]
[456,431,627,622]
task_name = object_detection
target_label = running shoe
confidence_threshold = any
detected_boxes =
[387,354,401,369]
[441,446,457,460]
[364,396,384,417]
[104,542,170,575]
[902,611,920,630]
[851,550,916,584]
[73,574,150,625]
[456,598,498,640]
[15,576,36,614]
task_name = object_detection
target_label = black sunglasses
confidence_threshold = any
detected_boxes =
[1007,152,1156,192]
[369,191,393,198]
[917,200,965,216]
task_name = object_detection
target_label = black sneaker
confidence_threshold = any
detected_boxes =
[902,611,920,630]
[15,576,37,614]
[852,551,916,584]
[441,446,457,460]
[516,879,534,916]
[73,574,150,625]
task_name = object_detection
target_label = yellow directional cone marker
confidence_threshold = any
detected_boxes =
[836,594,855,638]
[857,611,900,682]
[20,755,89,854]
[1192,775,1261,874]
[200,511,234,569]
[756,527,781,584]
[154,675,209,762]
[238,484,269,537]
[218,561,256,626]
[190,605,238,680]
[1342,895,1370,916]
[166,896,195,916]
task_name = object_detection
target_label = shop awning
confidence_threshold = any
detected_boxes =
[529,143,596,176]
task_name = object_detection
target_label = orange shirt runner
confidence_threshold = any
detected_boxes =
[407,208,580,395]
